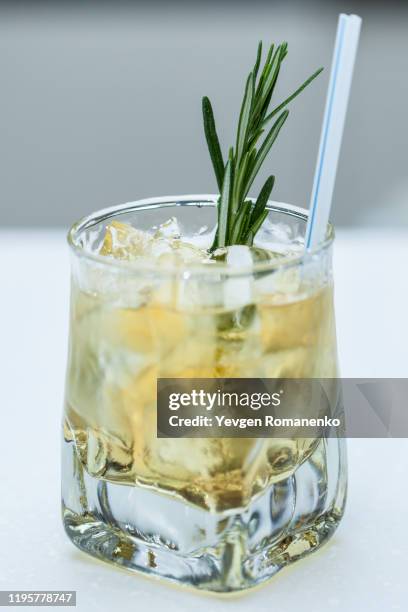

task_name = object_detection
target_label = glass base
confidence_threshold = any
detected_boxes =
[62,437,347,593]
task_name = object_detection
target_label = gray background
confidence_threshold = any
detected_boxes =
[1,0,407,227]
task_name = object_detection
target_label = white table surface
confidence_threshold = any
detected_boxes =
[1,229,407,611]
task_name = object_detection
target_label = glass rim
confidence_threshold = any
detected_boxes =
[67,195,334,277]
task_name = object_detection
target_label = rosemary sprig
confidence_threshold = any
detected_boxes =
[202,41,323,251]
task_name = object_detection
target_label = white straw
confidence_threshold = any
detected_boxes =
[305,13,362,251]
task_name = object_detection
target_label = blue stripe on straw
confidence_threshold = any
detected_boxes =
[306,15,347,250]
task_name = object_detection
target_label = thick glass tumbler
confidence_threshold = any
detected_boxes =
[62,196,347,593]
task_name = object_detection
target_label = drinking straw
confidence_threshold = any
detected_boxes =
[305,13,362,251]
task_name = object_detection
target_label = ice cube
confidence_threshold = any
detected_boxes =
[154,217,181,240]
[100,221,152,260]
[150,238,208,265]
[152,217,209,264]
[224,245,254,309]
[255,217,305,253]
[100,218,209,266]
